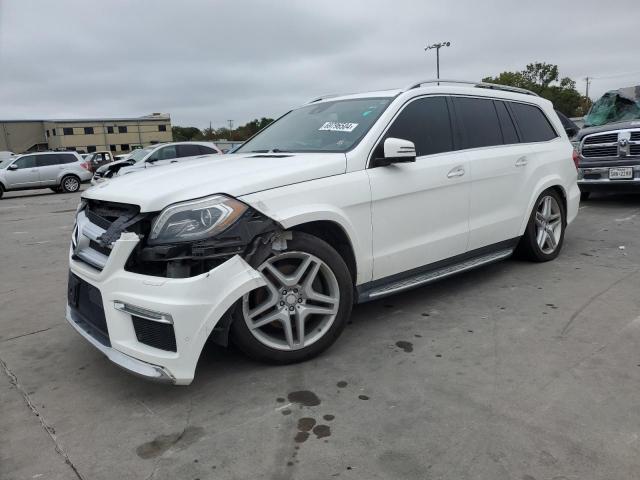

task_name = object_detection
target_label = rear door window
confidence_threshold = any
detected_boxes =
[177,144,202,158]
[380,96,453,158]
[495,101,520,144]
[509,102,558,142]
[453,97,503,149]
[36,155,61,167]
[198,145,218,155]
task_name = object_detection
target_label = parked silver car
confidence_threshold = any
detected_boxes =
[0,151,92,199]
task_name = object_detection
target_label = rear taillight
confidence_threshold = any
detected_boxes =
[80,162,90,170]
[572,148,579,169]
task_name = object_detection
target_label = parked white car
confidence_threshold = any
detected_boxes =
[91,142,222,185]
[0,151,92,198]
[68,80,580,384]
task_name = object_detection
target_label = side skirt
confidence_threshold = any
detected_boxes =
[356,238,519,303]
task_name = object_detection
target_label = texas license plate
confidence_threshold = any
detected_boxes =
[609,167,633,179]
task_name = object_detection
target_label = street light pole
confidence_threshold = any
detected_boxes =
[424,41,451,79]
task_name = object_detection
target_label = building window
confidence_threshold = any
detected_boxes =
[109,144,117,152]
[150,140,159,144]
[107,126,114,134]
[45,129,49,137]
[87,145,97,153]
[158,124,167,132]
[84,127,94,135]
[63,127,74,135]
[121,144,130,151]
[118,126,128,133]
[52,128,56,136]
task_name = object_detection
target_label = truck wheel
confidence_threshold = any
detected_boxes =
[231,231,353,364]
[60,175,80,193]
[517,189,566,262]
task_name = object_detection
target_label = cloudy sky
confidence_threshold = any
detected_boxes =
[1,0,639,128]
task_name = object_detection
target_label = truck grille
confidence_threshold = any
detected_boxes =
[581,129,640,159]
[132,316,177,352]
[583,132,618,145]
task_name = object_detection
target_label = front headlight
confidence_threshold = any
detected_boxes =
[75,198,87,218]
[148,194,247,244]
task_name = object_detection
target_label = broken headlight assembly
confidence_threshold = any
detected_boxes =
[148,195,248,245]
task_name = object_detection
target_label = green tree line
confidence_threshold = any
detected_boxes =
[482,62,591,117]
[172,117,274,142]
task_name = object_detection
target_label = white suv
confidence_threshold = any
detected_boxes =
[67,80,580,384]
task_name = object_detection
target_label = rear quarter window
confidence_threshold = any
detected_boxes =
[509,102,558,143]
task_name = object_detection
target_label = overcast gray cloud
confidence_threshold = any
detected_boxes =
[1,0,639,128]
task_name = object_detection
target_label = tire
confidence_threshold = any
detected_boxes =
[60,175,80,193]
[517,189,566,262]
[580,191,591,201]
[0,184,3,199]
[231,231,353,364]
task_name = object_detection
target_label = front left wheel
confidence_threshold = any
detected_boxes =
[231,232,353,364]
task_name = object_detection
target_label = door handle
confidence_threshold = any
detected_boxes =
[515,156,528,167]
[447,166,465,178]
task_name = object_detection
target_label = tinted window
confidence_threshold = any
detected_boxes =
[509,102,557,142]
[118,126,128,133]
[382,96,453,157]
[158,124,167,132]
[178,144,201,157]
[198,145,217,155]
[13,156,37,169]
[59,153,77,164]
[63,128,74,135]
[495,101,519,144]
[84,127,94,134]
[158,145,177,160]
[36,155,61,167]
[454,97,503,148]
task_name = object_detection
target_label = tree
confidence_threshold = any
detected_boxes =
[171,126,203,142]
[482,62,590,116]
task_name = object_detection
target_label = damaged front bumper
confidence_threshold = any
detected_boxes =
[67,231,265,385]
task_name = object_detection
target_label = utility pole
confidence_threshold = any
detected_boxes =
[584,76,591,99]
[424,41,451,79]
[227,120,234,131]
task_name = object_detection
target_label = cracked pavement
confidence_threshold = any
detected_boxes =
[1,188,640,480]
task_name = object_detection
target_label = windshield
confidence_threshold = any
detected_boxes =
[584,85,640,127]
[236,97,392,154]
[128,148,153,163]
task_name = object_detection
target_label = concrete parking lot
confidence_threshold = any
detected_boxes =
[1,187,639,480]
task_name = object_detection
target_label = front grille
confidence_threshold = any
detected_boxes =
[630,131,640,141]
[68,272,110,346]
[132,316,177,352]
[85,199,140,228]
[630,145,640,156]
[584,132,618,144]
[582,145,618,158]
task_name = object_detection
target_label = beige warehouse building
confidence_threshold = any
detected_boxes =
[0,113,172,154]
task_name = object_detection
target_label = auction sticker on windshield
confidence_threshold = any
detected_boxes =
[319,122,359,132]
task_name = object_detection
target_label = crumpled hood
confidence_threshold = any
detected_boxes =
[83,152,346,211]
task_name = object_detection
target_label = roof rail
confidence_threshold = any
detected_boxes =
[404,79,539,97]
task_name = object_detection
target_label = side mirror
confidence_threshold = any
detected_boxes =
[7,164,18,171]
[565,126,579,138]
[375,137,417,167]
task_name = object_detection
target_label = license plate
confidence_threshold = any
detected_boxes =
[609,167,633,179]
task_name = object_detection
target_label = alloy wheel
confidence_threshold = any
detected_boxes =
[64,177,79,192]
[535,195,562,254]
[242,251,340,351]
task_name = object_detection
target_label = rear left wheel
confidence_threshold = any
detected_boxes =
[518,189,566,262]
[231,232,353,364]
[60,175,80,193]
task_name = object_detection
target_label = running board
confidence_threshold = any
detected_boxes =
[360,248,514,301]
